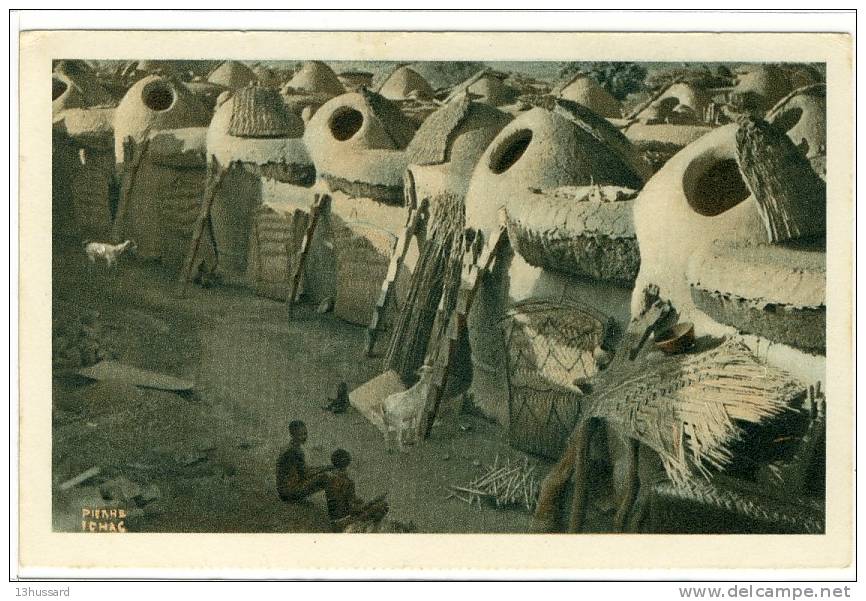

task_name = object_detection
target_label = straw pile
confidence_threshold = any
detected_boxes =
[586,338,804,484]
[229,86,297,138]
[384,192,465,384]
[447,455,541,512]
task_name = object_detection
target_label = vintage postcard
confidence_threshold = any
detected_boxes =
[16,26,854,575]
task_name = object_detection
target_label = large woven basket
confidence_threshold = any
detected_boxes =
[500,298,610,459]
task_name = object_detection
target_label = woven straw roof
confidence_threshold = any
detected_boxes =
[228,85,299,138]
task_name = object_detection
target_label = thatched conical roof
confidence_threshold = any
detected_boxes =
[378,66,434,101]
[208,60,257,90]
[228,85,300,138]
[557,74,622,119]
[286,61,344,96]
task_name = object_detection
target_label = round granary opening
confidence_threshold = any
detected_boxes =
[685,158,751,216]
[52,77,68,101]
[142,80,176,112]
[489,129,533,174]
[329,107,364,141]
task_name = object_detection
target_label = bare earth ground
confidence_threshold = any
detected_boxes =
[51,244,616,534]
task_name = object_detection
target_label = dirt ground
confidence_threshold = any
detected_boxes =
[51,243,614,534]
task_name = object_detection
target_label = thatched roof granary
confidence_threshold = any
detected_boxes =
[378,66,434,101]
[205,85,315,277]
[286,61,345,96]
[303,89,417,204]
[207,60,257,90]
[113,74,210,161]
[114,126,209,265]
[556,73,622,119]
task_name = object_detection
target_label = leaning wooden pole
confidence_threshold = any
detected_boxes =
[287,193,330,318]
[364,194,425,356]
[176,159,228,298]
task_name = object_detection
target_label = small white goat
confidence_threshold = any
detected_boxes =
[381,365,433,453]
[84,240,136,269]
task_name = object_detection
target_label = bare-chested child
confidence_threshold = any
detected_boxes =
[275,420,330,502]
[324,449,388,532]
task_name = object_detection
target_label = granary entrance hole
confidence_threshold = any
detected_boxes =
[329,107,364,141]
[142,80,176,112]
[684,157,751,216]
[52,77,68,101]
[489,129,533,174]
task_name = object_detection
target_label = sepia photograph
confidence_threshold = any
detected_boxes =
[14,14,855,578]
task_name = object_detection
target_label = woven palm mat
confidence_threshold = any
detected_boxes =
[332,222,396,326]
[585,337,804,484]
[500,298,610,459]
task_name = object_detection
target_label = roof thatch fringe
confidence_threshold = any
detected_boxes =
[587,338,804,484]
[228,86,296,138]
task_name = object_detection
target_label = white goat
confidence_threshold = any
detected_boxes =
[381,365,433,453]
[84,240,136,269]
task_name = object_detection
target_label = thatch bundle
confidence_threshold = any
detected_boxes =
[384,192,466,384]
[228,85,297,138]
[735,116,826,243]
[585,338,805,483]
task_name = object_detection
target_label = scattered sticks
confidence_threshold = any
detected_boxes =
[446,455,541,513]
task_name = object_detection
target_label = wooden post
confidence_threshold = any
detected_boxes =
[175,159,227,297]
[418,209,508,439]
[287,193,330,317]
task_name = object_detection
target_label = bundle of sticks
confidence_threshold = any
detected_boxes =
[447,455,541,512]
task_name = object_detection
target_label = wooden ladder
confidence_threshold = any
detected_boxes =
[175,159,227,298]
[286,193,330,317]
[418,208,509,439]
[364,198,426,356]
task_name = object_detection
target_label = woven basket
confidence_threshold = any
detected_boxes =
[501,298,610,459]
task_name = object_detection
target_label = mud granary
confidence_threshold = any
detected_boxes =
[52,59,828,535]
